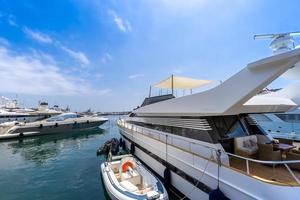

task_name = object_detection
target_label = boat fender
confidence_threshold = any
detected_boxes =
[19,133,24,137]
[87,120,89,124]
[163,168,171,188]
[130,143,135,154]
[209,150,230,200]
[55,123,58,127]
[119,138,123,147]
[39,124,43,128]
[209,188,230,200]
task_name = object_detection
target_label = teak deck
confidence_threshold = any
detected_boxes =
[229,157,300,186]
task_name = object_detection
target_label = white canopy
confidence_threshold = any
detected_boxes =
[153,75,212,89]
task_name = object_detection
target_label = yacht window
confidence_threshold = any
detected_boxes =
[47,113,78,122]
[127,121,215,143]
[212,115,260,139]
[226,121,247,138]
[288,114,296,121]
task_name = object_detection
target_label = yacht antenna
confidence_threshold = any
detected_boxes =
[148,86,152,97]
[254,31,300,54]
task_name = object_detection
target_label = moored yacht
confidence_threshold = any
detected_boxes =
[0,113,108,139]
[0,98,61,124]
[117,33,300,199]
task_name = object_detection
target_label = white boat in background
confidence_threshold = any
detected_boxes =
[0,113,108,139]
[101,154,168,200]
[0,97,61,124]
[117,33,300,200]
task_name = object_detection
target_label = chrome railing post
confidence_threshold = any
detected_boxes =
[284,163,300,184]
[246,159,250,174]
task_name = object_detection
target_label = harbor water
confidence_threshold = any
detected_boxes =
[0,116,179,200]
[0,116,118,200]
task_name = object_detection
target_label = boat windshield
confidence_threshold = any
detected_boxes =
[46,113,78,122]
[226,120,247,138]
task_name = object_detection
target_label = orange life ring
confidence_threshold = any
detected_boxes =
[122,161,134,172]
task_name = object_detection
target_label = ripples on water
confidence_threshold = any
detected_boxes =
[0,116,119,200]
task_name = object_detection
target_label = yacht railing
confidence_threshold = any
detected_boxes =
[117,119,300,186]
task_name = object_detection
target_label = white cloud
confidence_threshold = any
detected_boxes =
[0,37,10,46]
[60,45,90,66]
[125,20,132,32]
[29,48,57,65]
[0,45,107,96]
[7,15,18,27]
[8,19,17,27]
[128,74,144,79]
[23,27,53,44]
[22,26,89,65]
[109,10,132,32]
[101,53,112,63]
[94,73,103,79]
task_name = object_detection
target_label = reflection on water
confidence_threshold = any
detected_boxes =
[6,129,107,166]
[0,116,119,200]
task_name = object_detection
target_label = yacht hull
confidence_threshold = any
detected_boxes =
[0,119,107,140]
[118,124,300,200]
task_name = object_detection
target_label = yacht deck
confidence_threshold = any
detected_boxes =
[229,156,300,186]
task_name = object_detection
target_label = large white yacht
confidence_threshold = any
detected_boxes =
[0,113,108,139]
[0,97,61,124]
[117,33,300,200]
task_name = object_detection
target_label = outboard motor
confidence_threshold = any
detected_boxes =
[96,138,120,156]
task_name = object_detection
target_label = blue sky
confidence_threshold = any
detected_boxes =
[0,0,300,111]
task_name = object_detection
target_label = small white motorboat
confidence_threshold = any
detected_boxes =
[101,154,168,200]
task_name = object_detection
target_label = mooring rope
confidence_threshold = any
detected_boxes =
[179,149,215,200]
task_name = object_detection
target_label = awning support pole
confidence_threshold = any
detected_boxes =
[171,74,174,96]
[149,86,152,97]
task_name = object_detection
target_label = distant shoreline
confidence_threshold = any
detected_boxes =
[97,111,130,116]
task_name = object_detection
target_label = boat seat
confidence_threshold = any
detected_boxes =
[120,180,138,192]
[121,171,141,185]
[234,135,258,157]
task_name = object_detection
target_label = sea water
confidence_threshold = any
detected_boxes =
[0,116,179,200]
[0,116,119,200]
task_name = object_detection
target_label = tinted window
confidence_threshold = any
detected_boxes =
[226,121,247,138]
[127,121,214,143]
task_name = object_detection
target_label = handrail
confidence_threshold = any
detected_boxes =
[117,120,300,185]
[118,120,300,164]
[226,152,300,164]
